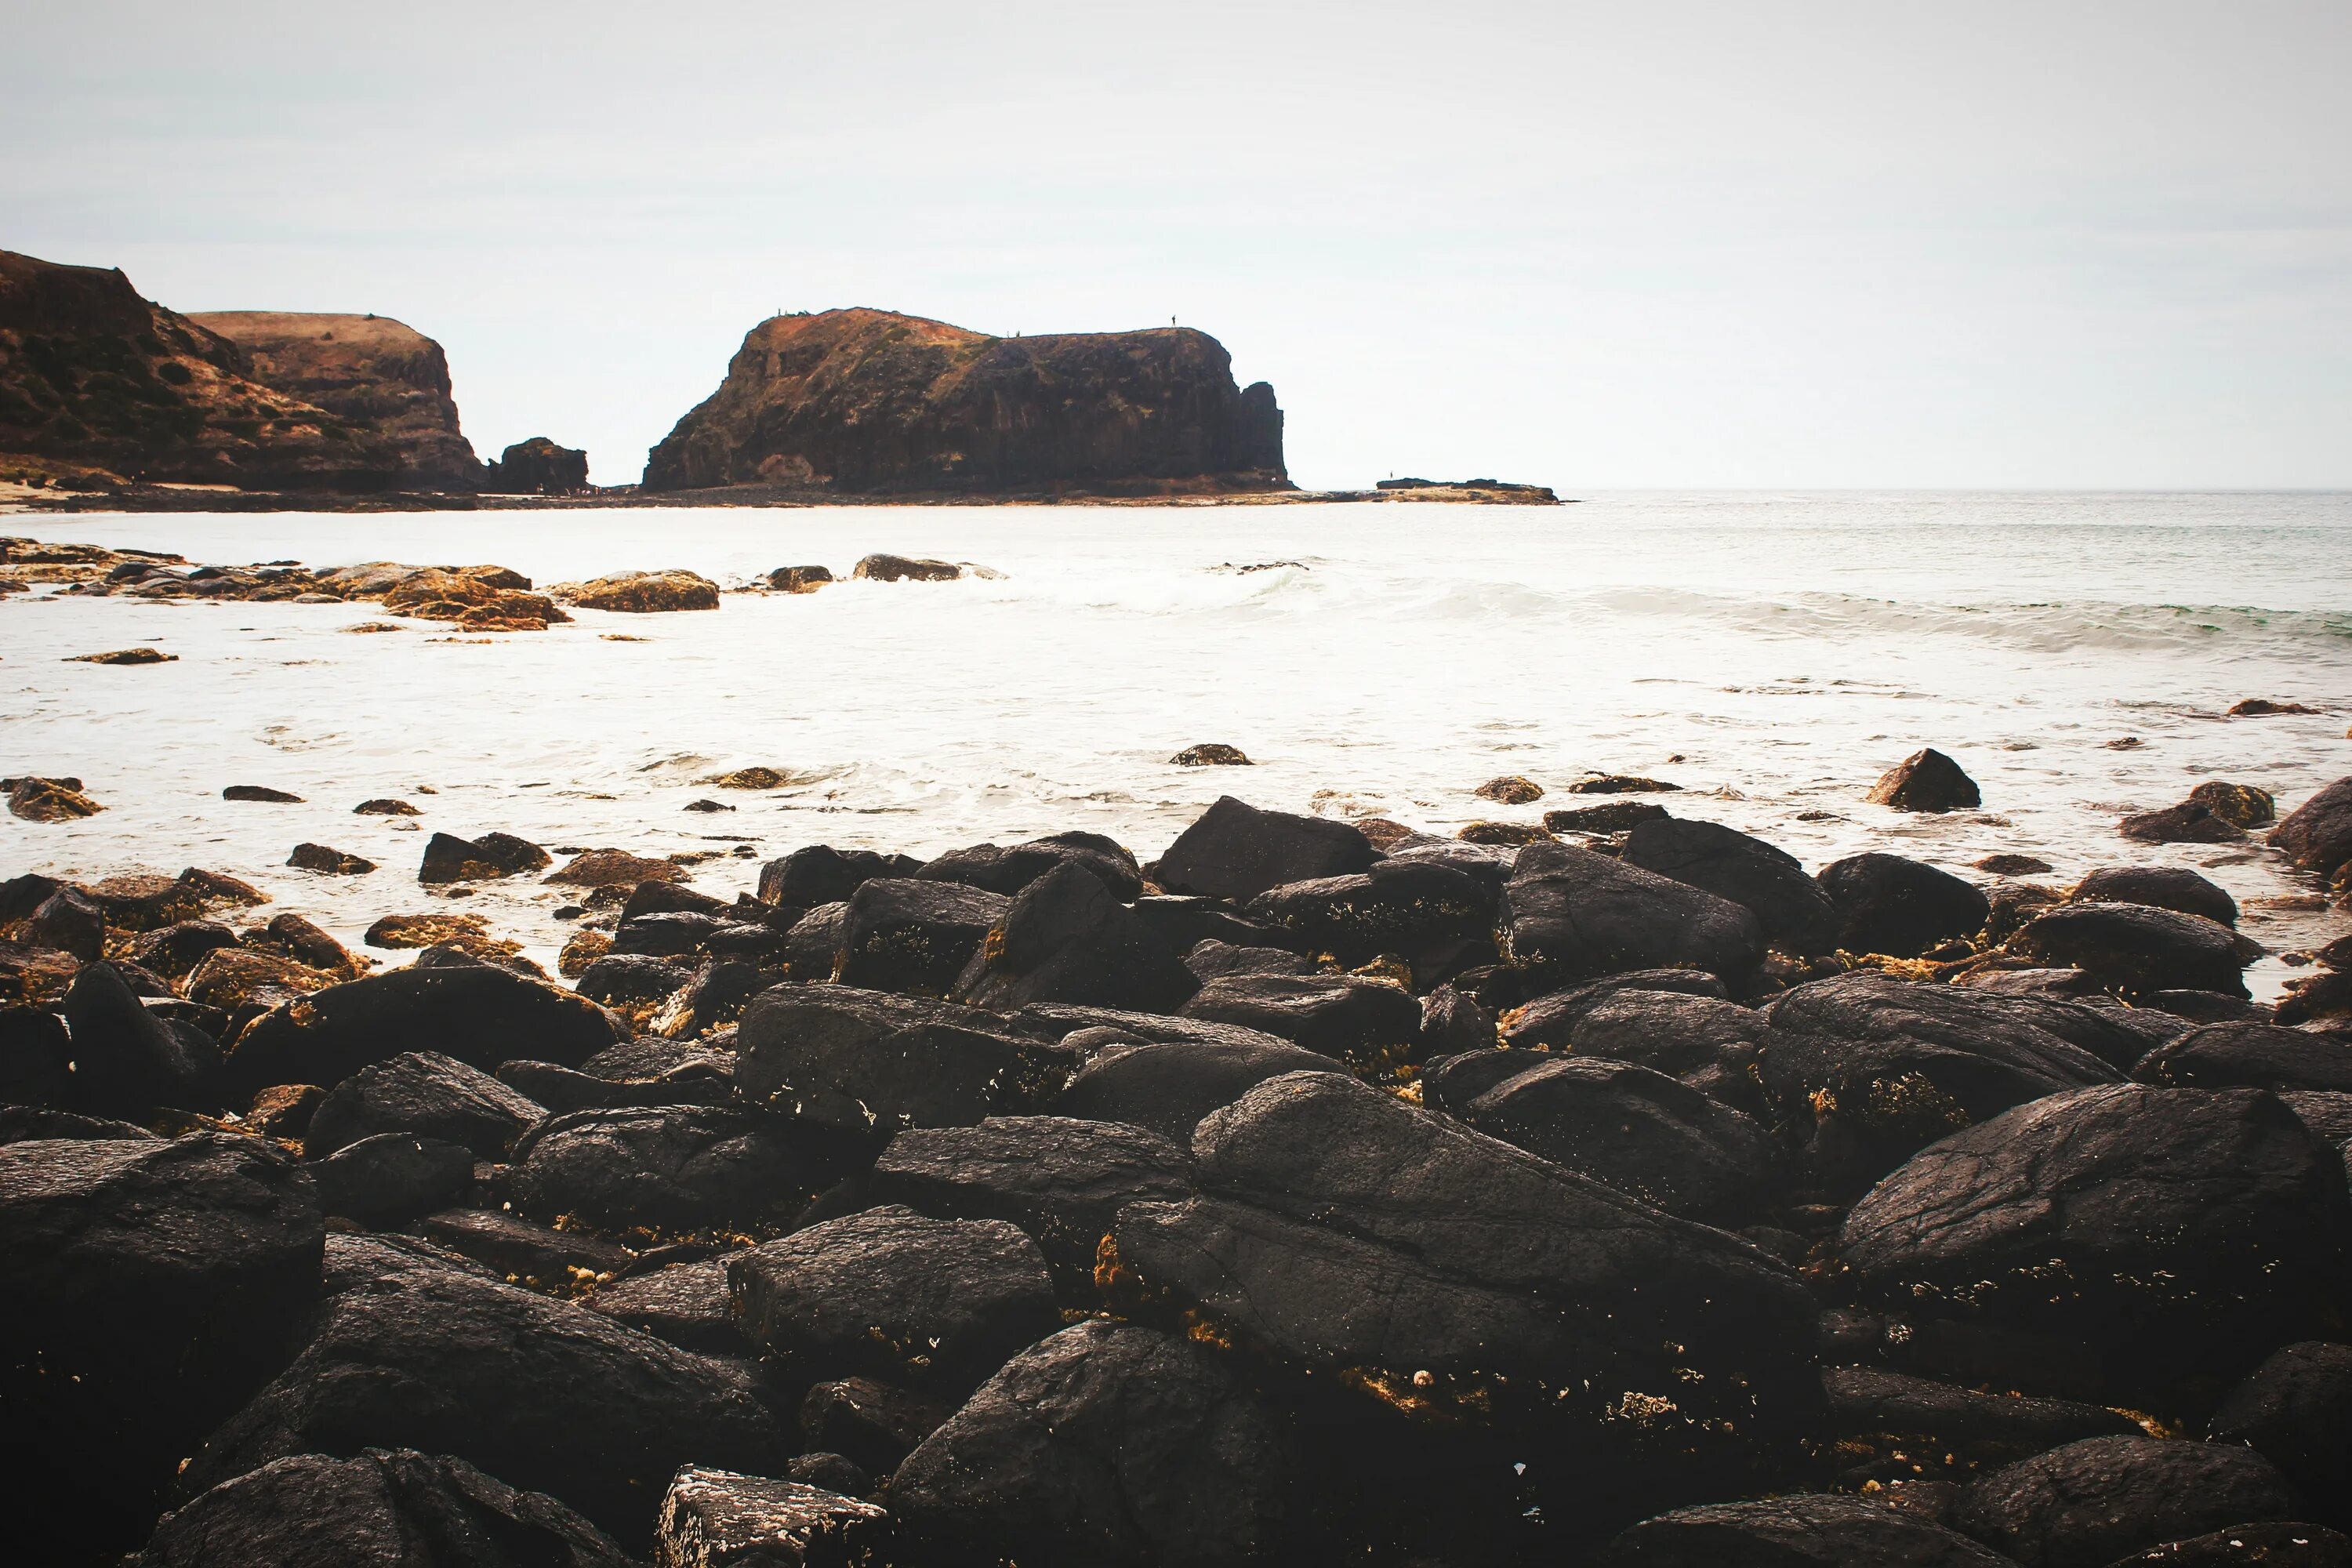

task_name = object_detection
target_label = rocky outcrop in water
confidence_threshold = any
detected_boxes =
[642,308,1287,495]
[187,311,485,491]
[484,436,590,494]
[0,250,401,491]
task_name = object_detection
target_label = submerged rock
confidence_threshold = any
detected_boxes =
[550,569,721,612]
[2272,777,2352,882]
[1866,749,1981,813]
[1171,742,1252,766]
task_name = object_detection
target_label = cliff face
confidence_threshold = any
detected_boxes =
[642,309,1287,495]
[190,311,485,490]
[0,250,401,492]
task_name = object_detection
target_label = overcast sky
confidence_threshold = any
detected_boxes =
[7,1,2347,489]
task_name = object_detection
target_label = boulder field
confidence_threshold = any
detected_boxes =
[3,782,2350,1565]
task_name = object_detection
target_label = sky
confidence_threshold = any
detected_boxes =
[5,1,2348,490]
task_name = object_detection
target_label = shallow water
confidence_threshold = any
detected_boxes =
[6,491,2349,994]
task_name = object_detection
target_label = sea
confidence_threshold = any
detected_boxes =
[6,491,2349,996]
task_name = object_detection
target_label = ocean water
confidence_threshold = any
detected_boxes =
[5,491,2349,995]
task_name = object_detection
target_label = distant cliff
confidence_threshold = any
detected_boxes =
[0,250,401,491]
[190,311,485,490]
[642,309,1287,495]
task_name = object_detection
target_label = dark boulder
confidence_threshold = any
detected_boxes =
[1818,853,1991,958]
[2011,902,2255,998]
[2210,1341,2352,1527]
[306,1050,545,1159]
[757,844,924,908]
[508,1105,824,1235]
[1112,1073,1820,1483]
[495,1051,735,1116]
[728,1204,1060,1392]
[1245,857,1493,968]
[0,1103,160,1143]
[656,1468,887,1567]
[1867,749,1982,813]
[2191,780,2280,829]
[136,1448,633,1568]
[310,1133,474,1224]
[736,984,1064,1134]
[836,877,1007,996]
[0,1131,324,1558]
[584,1258,742,1352]
[1623,817,1840,954]
[2271,779,2352,881]
[920,830,1144,902]
[777,900,848,980]
[1822,1366,2140,1461]
[1841,1087,2352,1410]
[1757,972,2122,1190]
[1546,799,1671,834]
[2072,865,2239,927]
[182,1232,786,1544]
[22,885,106,959]
[1152,796,1376,904]
[801,1375,955,1475]
[1418,979,1498,1055]
[0,1002,74,1107]
[1595,1493,2016,1566]
[62,958,217,1116]
[1188,938,1319,981]
[1131,892,1292,955]
[1420,1047,1553,1115]
[416,830,550,884]
[644,957,764,1038]
[1497,840,1766,985]
[1498,969,1733,1047]
[871,1113,1192,1277]
[407,1207,633,1289]
[1951,1436,2300,1568]
[1508,986,1773,1112]
[951,859,1196,1014]
[891,1320,1293,1568]
[225,964,619,1099]
[2104,1523,2352,1565]
[1178,971,1422,1062]
[2122,801,2247,844]
[2138,1024,2352,1094]
[576,952,695,1006]
[609,910,729,958]
[1054,1036,1342,1142]
[1460,1054,1781,1223]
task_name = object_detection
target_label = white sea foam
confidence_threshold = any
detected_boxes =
[5,491,2347,994]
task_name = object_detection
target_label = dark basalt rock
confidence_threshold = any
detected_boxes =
[495,1056,734,1115]
[416,830,550,884]
[306,1049,545,1159]
[757,844,926,908]
[136,1447,634,1568]
[1417,979,1498,1056]
[951,860,1196,1014]
[2278,1091,2352,1147]
[1841,1086,2352,1411]
[1130,892,1291,954]
[801,1375,956,1475]
[182,1232,786,1544]
[1460,1054,1782,1223]
[735,984,1065,1134]
[656,1468,888,1568]
[575,951,695,1005]
[1153,796,1377,905]
[1497,840,1766,985]
[1,1002,74,1107]
[1505,986,1773,1113]
[1817,853,1992,958]
[1622,817,1841,955]
[62,958,219,1116]
[408,1207,633,1287]
[0,1131,325,1559]
[2011,902,2255,998]
[871,1113,1193,1277]
[1178,971,1423,1061]
[777,900,848,979]
[642,308,1286,495]
[1113,1073,1820,1483]
[225,964,619,1100]
[310,1133,474,1224]
[2278,970,2352,1029]
[1951,1436,2300,1568]
[2190,780,2280,829]
[1188,938,1319,981]
[2122,801,2248,844]
[508,1104,825,1235]
[2137,1024,2352,1094]
[727,1204,1060,1392]
[646,957,765,1038]
[1822,1366,2140,1458]
[2209,1342,2352,1527]
[1054,1036,1343,1142]
[2071,865,2239,927]
[1867,749,1982,813]
[1499,969,1734,1044]
[920,830,1144,902]
[1756,972,2122,1191]
[1246,857,1494,969]
[892,1320,1294,1568]
[24,885,106,958]
[2271,778,2352,881]
[1420,1047,1556,1115]
[609,911,731,958]
[1595,1493,2016,1566]
[1546,799,1671,834]
[0,1102,161,1143]
[584,1258,742,1352]
[836,877,1007,996]
[2104,1522,2352,1566]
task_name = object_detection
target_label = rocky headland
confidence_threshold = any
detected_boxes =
[4,694,2350,1564]
[642,307,1290,498]
[187,311,488,491]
